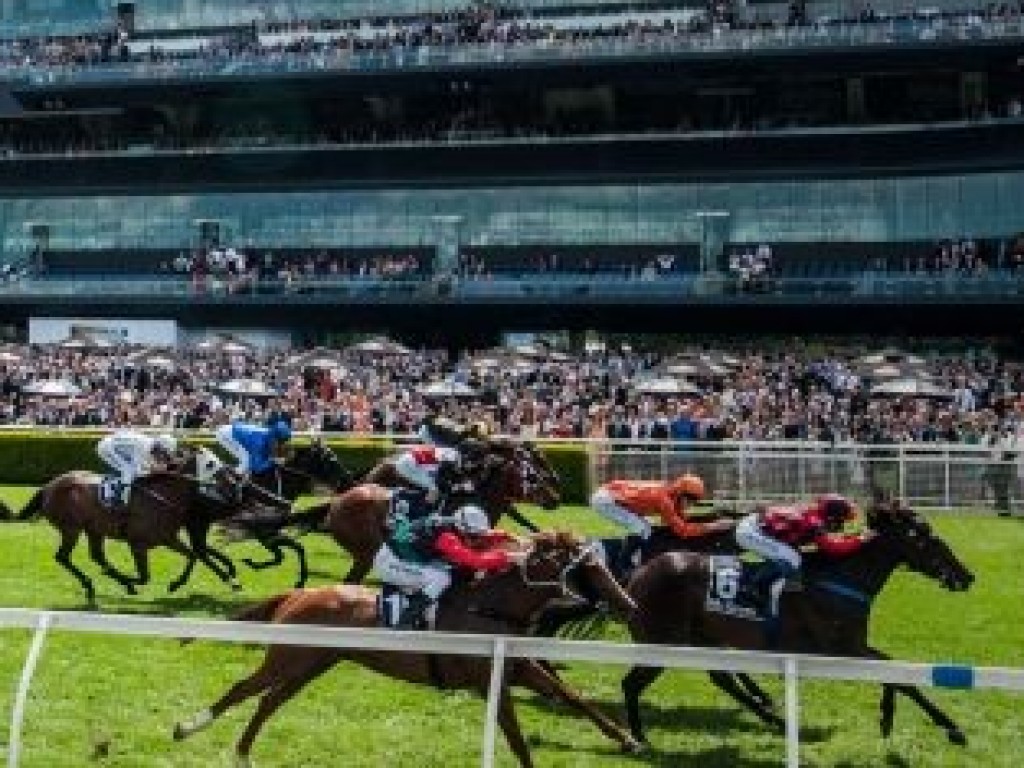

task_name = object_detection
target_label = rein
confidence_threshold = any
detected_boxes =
[518,542,598,603]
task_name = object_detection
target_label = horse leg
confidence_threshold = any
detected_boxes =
[622,665,664,745]
[869,647,966,745]
[493,685,534,768]
[343,553,373,585]
[242,539,285,570]
[707,671,784,730]
[233,654,338,764]
[86,532,137,595]
[514,660,640,752]
[128,543,152,587]
[55,528,95,605]
[203,543,238,580]
[168,538,239,592]
[735,673,777,711]
[168,549,199,594]
[270,535,309,588]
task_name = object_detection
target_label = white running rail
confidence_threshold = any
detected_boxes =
[2,609,1023,767]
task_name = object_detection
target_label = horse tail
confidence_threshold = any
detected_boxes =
[181,593,290,646]
[16,488,46,521]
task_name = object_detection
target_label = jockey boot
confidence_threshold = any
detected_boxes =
[396,593,432,631]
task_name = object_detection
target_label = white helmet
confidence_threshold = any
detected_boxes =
[453,505,489,535]
[153,434,178,455]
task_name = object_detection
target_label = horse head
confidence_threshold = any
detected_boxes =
[519,531,636,620]
[288,440,352,493]
[866,500,974,592]
[518,442,562,510]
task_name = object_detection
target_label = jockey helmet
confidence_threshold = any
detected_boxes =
[152,434,178,456]
[817,494,856,524]
[670,473,705,501]
[453,504,490,535]
[269,418,292,442]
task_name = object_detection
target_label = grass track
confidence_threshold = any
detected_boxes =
[0,485,1022,767]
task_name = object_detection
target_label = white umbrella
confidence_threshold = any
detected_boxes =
[350,338,411,356]
[195,336,255,356]
[59,335,113,350]
[216,379,279,399]
[288,348,347,372]
[22,379,82,397]
[870,378,952,399]
[634,378,702,396]
[663,358,727,377]
[417,380,478,399]
[857,350,926,367]
[0,350,22,363]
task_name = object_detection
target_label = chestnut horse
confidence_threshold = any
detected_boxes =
[621,501,976,745]
[172,532,638,768]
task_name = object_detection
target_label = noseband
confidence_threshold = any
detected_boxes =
[518,542,598,602]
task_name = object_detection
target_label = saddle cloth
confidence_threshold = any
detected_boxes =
[377,585,438,631]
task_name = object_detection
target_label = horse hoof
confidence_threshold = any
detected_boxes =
[622,736,646,755]
[880,719,893,738]
[948,730,967,747]
[171,723,186,742]
[229,579,242,592]
[167,582,183,594]
[241,559,257,569]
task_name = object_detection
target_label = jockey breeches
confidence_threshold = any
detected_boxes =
[97,436,145,484]
[393,453,439,495]
[215,424,251,475]
[373,545,451,599]
[735,513,801,570]
[591,488,653,539]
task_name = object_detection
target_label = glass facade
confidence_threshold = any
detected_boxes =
[3,171,1023,255]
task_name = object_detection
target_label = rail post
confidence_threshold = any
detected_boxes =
[481,637,507,768]
[784,656,800,768]
[8,612,52,768]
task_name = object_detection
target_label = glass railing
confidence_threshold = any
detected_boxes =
[14,16,1024,87]
[1,272,1022,300]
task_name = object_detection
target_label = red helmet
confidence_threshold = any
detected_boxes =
[817,494,856,523]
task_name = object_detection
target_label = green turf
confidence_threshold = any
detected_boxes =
[0,485,1021,767]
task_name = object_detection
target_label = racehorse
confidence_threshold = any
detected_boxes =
[172,532,639,768]
[361,438,561,533]
[224,439,356,588]
[16,455,246,603]
[621,499,975,746]
[226,444,562,584]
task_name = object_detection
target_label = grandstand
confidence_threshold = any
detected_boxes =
[0,0,1021,339]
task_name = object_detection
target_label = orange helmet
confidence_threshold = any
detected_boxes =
[670,473,705,501]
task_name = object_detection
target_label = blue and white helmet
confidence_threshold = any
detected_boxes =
[453,504,489,535]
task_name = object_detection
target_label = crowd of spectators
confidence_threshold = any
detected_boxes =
[2,1,1023,79]
[2,339,1024,448]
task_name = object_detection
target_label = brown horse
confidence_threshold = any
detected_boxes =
[229,446,561,584]
[621,501,976,746]
[172,532,639,768]
[16,458,246,603]
[362,439,562,533]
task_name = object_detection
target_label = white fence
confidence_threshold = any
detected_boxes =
[588,440,1024,510]
[0,426,1018,509]
[2,609,1023,768]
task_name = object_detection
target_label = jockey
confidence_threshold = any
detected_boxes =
[96,430,179,508]
[373,503,524,629]
[735,494,869,625]
[393,434,490,504]
[591,473,708,568]
[215,417,292,482]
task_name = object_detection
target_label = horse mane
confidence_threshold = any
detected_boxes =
[528,529,585,550]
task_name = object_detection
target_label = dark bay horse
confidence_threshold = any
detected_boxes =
[229,440,356,587]
[172,532,639,768]
[621,501,975,746]
[362,439,562,533]
[16,459,243,603]
[227,446,561,584]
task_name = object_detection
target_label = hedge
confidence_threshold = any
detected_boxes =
[0,433,590,505]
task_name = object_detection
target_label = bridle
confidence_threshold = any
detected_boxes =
[518,541,599,602]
